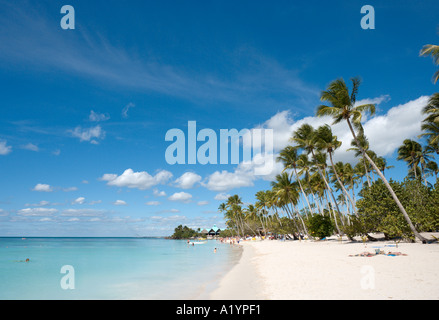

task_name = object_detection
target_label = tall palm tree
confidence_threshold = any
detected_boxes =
[347,132,372,186]
[255,190,270,237]
[226,195,245,237]
[271,172,309,236]
[244,204,259,236]
[315,124,358,216]
[316,77,426,242]
[277,146,314,216]
[291,123,344,232]
[420,43,439,83]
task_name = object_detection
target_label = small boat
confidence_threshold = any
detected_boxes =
[188,241,207,245]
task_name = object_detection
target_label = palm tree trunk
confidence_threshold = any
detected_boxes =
[324,190,342,235]
[329,152,358,217]
[294,168,314,216]
[346,119,426,242]
[311,150,344,232]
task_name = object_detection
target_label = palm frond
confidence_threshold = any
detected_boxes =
[354,103,376,116]
[420,44,439,65]
[350,77,361,104]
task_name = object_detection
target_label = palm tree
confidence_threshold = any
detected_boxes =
[271,172,309,236]
[292,124,344,234]
[347,132,372,186]
[426,161,439,181]
[420,43,439,83]
[419,94,439,150]
[316,77,426,242]
[255,190,270,237]
[226,195,246,237]
[397,139,423,180]
[277,146,314,216]
[243,204,259,236]
[422,93,439,123]
[375,156,394,177]
[315,124,358,216]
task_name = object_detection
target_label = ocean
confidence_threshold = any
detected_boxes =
[0,237,242,300]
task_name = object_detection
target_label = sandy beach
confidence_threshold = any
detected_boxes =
[210,238,439,300]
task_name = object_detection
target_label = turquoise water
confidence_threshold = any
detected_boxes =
[0,237,242,300]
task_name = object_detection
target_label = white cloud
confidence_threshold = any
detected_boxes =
[354,95,391,108]
[101,168,173,190]
[25,200,50,207]
[89,110,110,122]
[113,200,127,206]
[204,169,255,192]
[17,208,58,216]
[250,95,429,164]
[146,201,160,206]
[63,186,78,192]
[201,94,429,192]
[168,192,192,203]
[214,193,231,201]
[197,201,209,206]
[60,209,103,217]
[122,102,135,119]
[153,189,167,197]
[70,125,105,144]
[32,183,53,192]
[0,140,12,155]
[203,154,281,191]
[361,96,428,157]
[174,172,202,189]
[21,143,39,152]
[72,197,85,205]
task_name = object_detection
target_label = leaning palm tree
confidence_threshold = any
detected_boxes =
[347,132,373,186]
[271,172,309,236]
[277,146,314,216]
[316,77,426,242]
[420,43,439,83]
[255,190,270,237]
[291,123,344,228]
[315,124,358,216]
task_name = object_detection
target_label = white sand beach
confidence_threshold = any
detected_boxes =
[210,238,439,300]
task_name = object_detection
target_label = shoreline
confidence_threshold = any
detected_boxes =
[209,241,266,300]
[210,238,439,300]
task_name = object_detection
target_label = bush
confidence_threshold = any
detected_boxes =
[341,215,366,239]
[170,225,199,239]
[307,214,334,239]
[356,178,439,240]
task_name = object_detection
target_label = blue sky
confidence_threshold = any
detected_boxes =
[0,0,438,236]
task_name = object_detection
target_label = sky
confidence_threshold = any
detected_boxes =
[0,0,438,236]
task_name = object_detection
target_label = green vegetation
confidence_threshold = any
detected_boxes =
[307,215,334,239]
[170,225,199,239]
[217,36,439,243]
